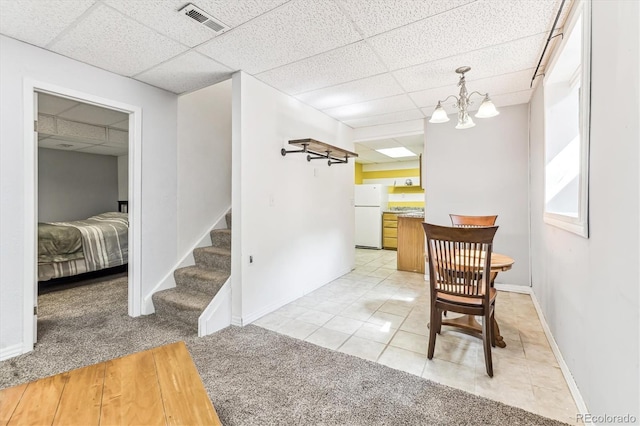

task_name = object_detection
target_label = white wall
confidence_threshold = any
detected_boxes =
[0,35,178,352]
[38,148,118,222]
[177,80,232,255]
[424,104,530,286]
[117,155,128,201]
[529,0,639,416]
[232,72,355,323]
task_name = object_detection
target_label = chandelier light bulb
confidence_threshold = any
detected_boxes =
[429,66,499,129]
[476,96,500,118]
[429,102,450,123]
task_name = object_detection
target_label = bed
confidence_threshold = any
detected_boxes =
[38,211,129,282]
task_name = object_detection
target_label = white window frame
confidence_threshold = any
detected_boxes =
[543,0,591,238]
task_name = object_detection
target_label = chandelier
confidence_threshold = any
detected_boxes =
[428,66,499,129]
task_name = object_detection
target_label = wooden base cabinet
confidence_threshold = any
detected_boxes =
[382,212,398,250]
[397,215,425,274]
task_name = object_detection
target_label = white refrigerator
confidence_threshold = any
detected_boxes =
[354,184,388,249]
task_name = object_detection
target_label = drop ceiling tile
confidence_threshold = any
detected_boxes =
[197,0,362,74]
[336,0,474,37]
[58,103,128,126]
[36,115,57,134]
[360,150,403,163]
[136,51,232,94]
[405,145,423,155]
[78,144,128,156]
[408,68,535,107]
[369,0,560,70]
[49,4,188,76]
[488,89,534,107]
[394,134,424,146]
[295,73,405,110]
[354,143,373,153]
[56,119,106,141]
[38,137,94,151]
[107,128,128,145]
[37,93,80,115]
[344,109,424,128]
[104,0,287,47]
[357,138,403,150]
[0,0,96,47]
[110,119,129,131]
[324,94,416,121]
[393,34,545,93]
[257,42,387,95]
[355,158,374,164]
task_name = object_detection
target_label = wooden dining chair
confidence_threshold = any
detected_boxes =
[449,214,498,227]
[422,223,499,377]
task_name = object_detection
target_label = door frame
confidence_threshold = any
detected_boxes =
[22,79,143,353]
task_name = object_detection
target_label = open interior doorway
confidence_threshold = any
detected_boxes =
[27,87,140,348]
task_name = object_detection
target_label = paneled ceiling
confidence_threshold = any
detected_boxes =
[37,93,129,156]
[1,0,567,160]
[355,134,423,164]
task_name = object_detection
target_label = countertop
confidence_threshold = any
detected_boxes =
[383,209,424,214]
[397,213,425,219]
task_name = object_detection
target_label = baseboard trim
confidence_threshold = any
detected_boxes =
[231,315,243,326]
[494,283,533,294]
[0,343,23,361]
[240,293,303,326]
[528,289,588,415]
[142,207,231,315]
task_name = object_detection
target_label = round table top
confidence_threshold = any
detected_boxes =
[490,252,515,271]
[425,250,515,272]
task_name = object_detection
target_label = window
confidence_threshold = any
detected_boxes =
[543,0,591,237]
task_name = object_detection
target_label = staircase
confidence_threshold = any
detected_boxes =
[153,212,231,331]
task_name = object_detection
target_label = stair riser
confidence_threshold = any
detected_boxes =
[194,251,231,272]
[174,271,228,296]
[225,213,232,229]
[152,296,200,332]
[210,231,231,250]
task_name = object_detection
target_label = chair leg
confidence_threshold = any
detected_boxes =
[427,307,439,359]
[490,307,496,348]
[482,311,493,377]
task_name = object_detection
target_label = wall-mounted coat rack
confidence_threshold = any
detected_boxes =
[280,138,358,166]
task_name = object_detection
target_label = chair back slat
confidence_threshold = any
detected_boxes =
[450,214,498,228]
[423,223,498,300]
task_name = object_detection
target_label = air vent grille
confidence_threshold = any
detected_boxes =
[179,3,229,34]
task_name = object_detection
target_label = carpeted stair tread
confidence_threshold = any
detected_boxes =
[152,287,211,330]
[174,265,229,296]
[210,229,231,250]
[193,246,231,271]
[154,211,232,331]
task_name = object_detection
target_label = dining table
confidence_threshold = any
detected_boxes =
[436,251,515,348]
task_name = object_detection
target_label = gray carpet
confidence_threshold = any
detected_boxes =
[0,278,566,425]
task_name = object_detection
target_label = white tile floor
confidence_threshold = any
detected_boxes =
[254,249,578,423]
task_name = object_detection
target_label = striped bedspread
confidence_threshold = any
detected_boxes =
[52,212,128,273]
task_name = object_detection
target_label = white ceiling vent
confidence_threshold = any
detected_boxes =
[179,3,229,33]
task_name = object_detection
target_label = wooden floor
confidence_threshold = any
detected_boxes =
[0,341,221,426]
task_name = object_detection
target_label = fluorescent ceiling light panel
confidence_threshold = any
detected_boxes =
[376,147,417,158]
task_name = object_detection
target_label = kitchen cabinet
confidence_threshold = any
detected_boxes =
[397,215,425,274]
[382,212,398,250]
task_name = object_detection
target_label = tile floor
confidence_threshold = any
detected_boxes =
[254,249,578,423]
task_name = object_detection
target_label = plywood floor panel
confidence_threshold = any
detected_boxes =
[0,342,219,426]
[52,363,105,426]
[0,383,29,424]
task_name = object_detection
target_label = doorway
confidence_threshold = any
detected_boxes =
[22,80,142,352]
